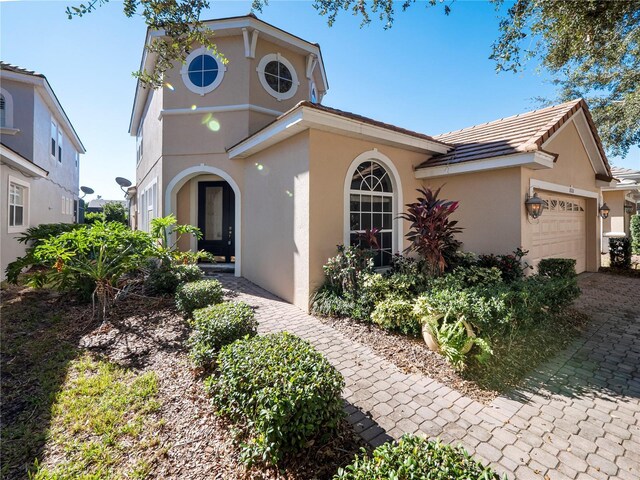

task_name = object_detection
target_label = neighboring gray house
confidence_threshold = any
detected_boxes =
[85,198,127,213]
[0,62,86,279]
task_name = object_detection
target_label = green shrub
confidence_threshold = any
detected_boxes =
[334,435,502,479]
[175,279,224,317]
[323,244,374,297]
[207,332,344,465]
[631,214,640,255]
[102,202,128,225]
[188,302,257,366]
[144,262,203,295]
[609,237,632,269]
[477,247,530,282]
[371,296,420,336]
[83,211,105,225]
[538,258,577,279]
[311,284,357,318]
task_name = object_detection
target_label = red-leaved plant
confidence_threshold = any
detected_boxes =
[400,186,463,276]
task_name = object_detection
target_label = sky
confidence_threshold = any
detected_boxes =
[1,0,638,201]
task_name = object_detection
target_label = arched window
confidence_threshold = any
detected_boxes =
[0,94,6,127]
[348,160,395,267]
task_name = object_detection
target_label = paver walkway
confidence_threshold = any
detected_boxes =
[217,273,640,480]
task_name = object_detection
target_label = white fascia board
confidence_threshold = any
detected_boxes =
[414,151,554,179]
[228,106,450,159]
[301,108,449,154]
[160,103,283,119]
[228,110,305,158]
[0,145,48,178]
[530,178,599,199]
[1,70,86,153]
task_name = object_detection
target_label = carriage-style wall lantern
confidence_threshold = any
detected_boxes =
[525,193,544,219]
[599,203,610,219]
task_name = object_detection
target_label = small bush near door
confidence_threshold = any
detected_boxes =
[144,262,203,295]
[609,237,632,269]
[334,435,502,479]
[207,332,344,465]
[175,279,224,318]
[188,301,257,367]
[538,258,577,279]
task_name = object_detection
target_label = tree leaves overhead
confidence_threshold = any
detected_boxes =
[67,0,219,88]
[490,0,640,157]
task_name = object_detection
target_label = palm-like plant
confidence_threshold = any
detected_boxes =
[399,187,463,276]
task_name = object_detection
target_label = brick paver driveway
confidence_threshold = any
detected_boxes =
[217,273,640,480]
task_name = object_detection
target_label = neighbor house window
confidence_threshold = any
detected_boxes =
[8,179,27,230]
[57,131,63,162]
[349,160,395,267]
[0,88,14,128]
[0,95,6,127]
[257,53,298,101]
[139,181,157,232]
[181,47,226,95]
[51,121,57,158]
[136,128,143,164]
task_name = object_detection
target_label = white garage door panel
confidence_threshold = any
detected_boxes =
[531,193,586,273]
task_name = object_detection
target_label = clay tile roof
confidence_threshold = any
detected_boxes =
[417,99,611,177]
[0,62,44,78]
[611,166,640,177]
[295,101,451,146]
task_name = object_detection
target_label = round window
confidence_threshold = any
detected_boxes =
[181,48,226,95]
[257,54,298,100]
[188,54,219,87]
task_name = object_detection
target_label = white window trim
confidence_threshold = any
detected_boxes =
[136,124,143,165]
[139,178,158,232]
[257,53,299,101]
[8,175,30,233]
[50,120,57,160]
[57,130,63,163]
[180,47,226,96]
[343,149,404,258]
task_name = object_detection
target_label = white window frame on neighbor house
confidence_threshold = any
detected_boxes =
[51,121,57,159]
[257,53,299,101]
[0,87,17,133]
[57,130,63,163]
[343,149,404,267]
[181,47,226,96]
[139,179,158,232]
[136,126,143,165]
[8,176,29,233]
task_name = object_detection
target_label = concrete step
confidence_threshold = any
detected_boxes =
[199,262,235,274]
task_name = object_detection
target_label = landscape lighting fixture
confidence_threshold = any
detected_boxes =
[525,193,544,219]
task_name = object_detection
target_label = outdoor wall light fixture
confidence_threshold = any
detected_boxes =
[525,193,544,219]
[599,203,610,219]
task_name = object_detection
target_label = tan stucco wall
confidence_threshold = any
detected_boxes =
[136,88,163,188]
[522,121,602,271]
[242,131,310,307]
[602,190,628,236]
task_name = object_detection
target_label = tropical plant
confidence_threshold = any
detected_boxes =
[477,247,530,282]
[631,214,640,255]
[399,186,463,276]
[609,237,632,269]
[334,435,503,479]
[371,296,420,336]
[322,244,374,297]
[207,332,344,465]
[28,222,156,319]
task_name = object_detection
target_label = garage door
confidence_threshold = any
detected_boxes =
[531,192,586,273]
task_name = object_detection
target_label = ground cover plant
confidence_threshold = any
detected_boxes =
[334,435,502,479]
[175,279,224,317]
[207,332,345,465]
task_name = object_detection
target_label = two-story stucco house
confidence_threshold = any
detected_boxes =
[131,15,613,310]
[1,63,85,279]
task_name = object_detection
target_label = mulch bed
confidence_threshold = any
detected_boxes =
[1,285,366,480]
[318,309,589,405]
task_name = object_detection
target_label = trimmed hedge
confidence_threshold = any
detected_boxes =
[334,435,502,479]
[538,258,576,279]
[609,237,632,269]
[175,279,224,317]
[631,214,640,255]
[145,262,203,295]
[188,301,257,367]
[207,332,344,465]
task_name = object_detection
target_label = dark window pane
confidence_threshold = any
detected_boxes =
[265,73,279,90]
[383,213,392,229]
[202,69,218,86]
[189,70,202,86]
[9,205,14,226]
[349,233,359,246]
[202,55,217,70]
[372,196,383,212]
[14,206,23,226]
[381,250,391,267]
[383,197,392,212]
[361,195,372,212]
[265,61,279,76]
[379,173,393,192]
[373,213,383,229]
[190,55,203,71]
[51,138,56,156]
[381,232,392,249]
[350,194,360,212]
[350,213,360,230]
[373,250,382,268]
[362,212,371,230]
[278,62,292,80]
[279,79,292,93]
